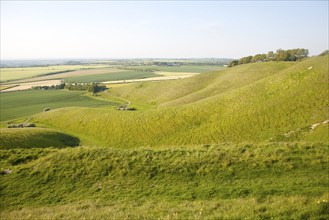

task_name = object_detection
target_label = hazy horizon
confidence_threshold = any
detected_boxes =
[1,1,328,60]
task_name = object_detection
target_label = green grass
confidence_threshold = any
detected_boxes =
[32,56,328,148]
[0,143,328,219]
[64,70,158,83]
[0,90,118,122]
[1,56,328,219]
[0,128,79,149]
[110,62,294,106]
[124,65,225,73]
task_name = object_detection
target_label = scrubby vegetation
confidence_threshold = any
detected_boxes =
[65,83,107,93]
[228,48,309,67]
[32,83,65,90]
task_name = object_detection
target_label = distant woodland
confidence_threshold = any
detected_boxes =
[229,48,309,67]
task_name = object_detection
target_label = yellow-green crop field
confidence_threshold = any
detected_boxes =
[0,64,111,82]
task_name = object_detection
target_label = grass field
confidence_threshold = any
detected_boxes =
[0,90,118,122]
[64,70,158,83]
[0,55,328,219]
[0,64,111,82]
[0,143,328,219]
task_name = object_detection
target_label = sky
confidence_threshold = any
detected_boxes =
[1,1,328,59]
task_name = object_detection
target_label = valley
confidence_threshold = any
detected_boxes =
[0,55,328,219]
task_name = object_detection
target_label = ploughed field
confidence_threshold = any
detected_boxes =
[0,56,328,219]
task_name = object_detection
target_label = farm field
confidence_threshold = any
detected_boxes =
[0,90,119,122]
[3,67,125,84]
[122,65,224,73]
[2,80,63,92]
[0,65,221,92]
[0,64,111,82]
[64,70,159,83]
[0,55,328,219]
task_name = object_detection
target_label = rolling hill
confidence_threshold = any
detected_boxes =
[31,55,329,148]
[0,128,79,149]
[1,55,328,219]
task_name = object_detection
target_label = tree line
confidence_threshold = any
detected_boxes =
[65,83,107,93]
[228,48,309,67]
[32,83,65,90]
[32,82,107,93]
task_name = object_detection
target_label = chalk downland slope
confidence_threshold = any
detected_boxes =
[33,55,329,147]
[1,143,328,219]
[0,128,80,149]
[1,56,328,219]
[109,61,294,106]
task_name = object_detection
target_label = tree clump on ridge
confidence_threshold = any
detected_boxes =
[65,83,107,93]
[229,48,309,67]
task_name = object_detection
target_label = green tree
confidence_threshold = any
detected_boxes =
[239,56,253,64]
[228,60,239,67]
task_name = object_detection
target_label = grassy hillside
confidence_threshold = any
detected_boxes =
[109,62,294,106]
[0,128,79,149]
[1,56,328,219]
[0,90,118,122]
[32,56,329,148]
[1,143,328,219]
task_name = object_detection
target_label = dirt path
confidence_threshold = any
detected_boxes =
[103,92,131,109]
[116,96,131,108]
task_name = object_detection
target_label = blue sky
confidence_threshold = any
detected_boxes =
[1,1,328,59]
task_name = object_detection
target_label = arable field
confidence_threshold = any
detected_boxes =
[3,67,126,84]
[64,70,159,83]
[0,90,118,122]
[122,65,224,73]
[0,64,111,82]
[2,80,62,92]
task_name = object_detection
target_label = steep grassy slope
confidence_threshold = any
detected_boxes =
[1,56,328,219]
[1,143,328,219]
[110,62,294,106]
[32,56,329,148]
[0,128,79,149]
